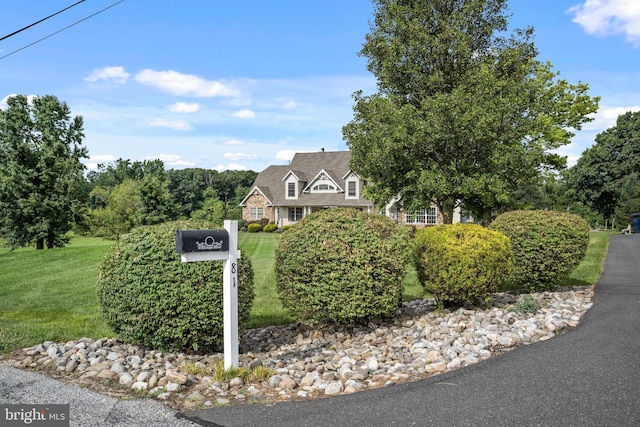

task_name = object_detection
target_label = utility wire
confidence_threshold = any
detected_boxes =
[0,0,125,60]
[0,0,86,42]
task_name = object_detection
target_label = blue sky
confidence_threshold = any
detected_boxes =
[1,0,639,173]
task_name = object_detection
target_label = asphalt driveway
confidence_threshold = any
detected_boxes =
[183,234,640,427]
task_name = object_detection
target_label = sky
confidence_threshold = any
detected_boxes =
[1,0,639,173]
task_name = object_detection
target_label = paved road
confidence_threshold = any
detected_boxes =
[183,234,640,427]
[0,365,200,427]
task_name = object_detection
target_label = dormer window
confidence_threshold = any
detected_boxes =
[347,181,357,197]
[288,182,296,197]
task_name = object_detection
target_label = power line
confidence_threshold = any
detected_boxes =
[0,0,86,42]
[0,0,125,61]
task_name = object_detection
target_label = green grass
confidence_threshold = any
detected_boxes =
[238,233,292,328]
[0,230,613,353]
[0,237,115,352]
[559,230,616,287]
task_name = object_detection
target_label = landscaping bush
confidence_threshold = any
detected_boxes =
[275,208,413,325]
[96,219,255,353]
[263,223,278,233]
[247,223,262,233]
[414,224,514,306]
[489,210,590,291]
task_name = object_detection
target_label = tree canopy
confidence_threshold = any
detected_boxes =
[568,110,640,226]
[343,0,599,224]
[0,95,87,249]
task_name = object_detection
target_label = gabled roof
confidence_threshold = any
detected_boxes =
[302,168,344,193]
[243,150,373,207]
[239,164,288,206]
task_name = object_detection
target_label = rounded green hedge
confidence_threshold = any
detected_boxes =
[263,223,278,233]
[275,208,413,325]
[247,223,262,233]
[489,210,590,291]
[96,219,255,353]
[414,224,514,306]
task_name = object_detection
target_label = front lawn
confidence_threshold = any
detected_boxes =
[0,230,612,352]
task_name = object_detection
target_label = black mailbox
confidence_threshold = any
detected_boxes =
[175,229,229,253]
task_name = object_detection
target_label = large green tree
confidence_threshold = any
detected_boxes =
[568,111,640,227]
[343,0,599,224]
[0,95,87,249]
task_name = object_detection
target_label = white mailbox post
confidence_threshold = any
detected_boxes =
[175,220,239,369]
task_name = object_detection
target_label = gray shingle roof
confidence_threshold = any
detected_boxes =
[243,151,373,207]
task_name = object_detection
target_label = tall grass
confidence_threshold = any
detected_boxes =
[0,231,612,353]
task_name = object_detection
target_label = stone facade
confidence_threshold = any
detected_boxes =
[242,189,274,223]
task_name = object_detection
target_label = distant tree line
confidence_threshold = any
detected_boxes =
[80,159,256,240]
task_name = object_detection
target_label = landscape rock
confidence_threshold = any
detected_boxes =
[0,287,593,411]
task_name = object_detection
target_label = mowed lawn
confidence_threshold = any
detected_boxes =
[0,231,613,353]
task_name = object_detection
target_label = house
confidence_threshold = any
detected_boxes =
[240,150,450,227]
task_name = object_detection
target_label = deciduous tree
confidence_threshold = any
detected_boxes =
[343,0,599,224]
[0,95,87,249]
[568,111,640,226]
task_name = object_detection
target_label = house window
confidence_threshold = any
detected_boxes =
[347,181,357,197]
[405,207,438,225]
[288,207,303,221]
[288,182,296,197]
[426,206,438,224]
[250,207,264,220]
[312,183,335,191]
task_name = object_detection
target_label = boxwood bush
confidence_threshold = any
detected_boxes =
[263,223,278,233]
[247,223,262,233]
[96,219,255,353]
[489,210,590,291]
[414,224,514,306]
[275,208,413,325]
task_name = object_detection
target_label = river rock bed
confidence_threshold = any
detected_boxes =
[0,287,593,410]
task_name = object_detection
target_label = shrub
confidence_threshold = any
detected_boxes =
[510,294,540,314]
[275,208,413,325]
[414,224,514,306]
[263,223,278,233]
[96,219,255,353]
[489,210,590,291]
[247,223,262,233]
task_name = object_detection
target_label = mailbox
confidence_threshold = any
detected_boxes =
[175,229,229,254]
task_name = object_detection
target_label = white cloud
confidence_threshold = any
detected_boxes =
[148,118,192,131]
[168,102,199,113]
[276,149,297,162]
[224,139,246,146]
[213,163,248,172]
[135,69,241,97]
[223,152,257,161]
[232,109,256,119]
[82,154,117,171]
[84,66,130,84]
[144,154,196,168]
[583,104,640,131]
[567,0,640,46]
